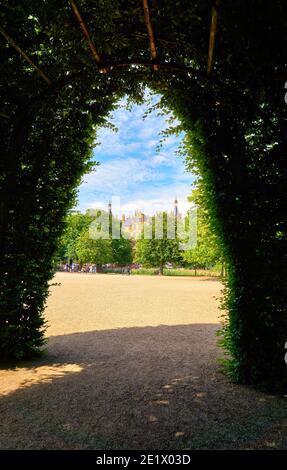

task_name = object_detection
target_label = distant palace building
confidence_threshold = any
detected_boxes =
[107,198,182,240]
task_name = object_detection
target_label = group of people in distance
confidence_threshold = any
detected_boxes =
[60,263,131,274]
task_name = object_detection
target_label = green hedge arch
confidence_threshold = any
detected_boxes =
[0,0,287,390]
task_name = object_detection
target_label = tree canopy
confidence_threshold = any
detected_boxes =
[57,210,133,266]
[75,229,113,265]
[135,212,182,274]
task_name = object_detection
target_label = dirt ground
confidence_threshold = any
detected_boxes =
[0,273,287,450]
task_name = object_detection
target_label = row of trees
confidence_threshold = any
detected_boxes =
[57,210,133,268]
[56,191,223,274]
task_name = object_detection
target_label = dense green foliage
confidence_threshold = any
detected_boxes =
[111,237,133,266]
[57,205,218,272]
[135,212,182,274]
[57,211,93,263]
[75,230,113,265]
[0,0,287,389]
[57,211,133,266]
[58,205,220,272]
[182,187,223,271]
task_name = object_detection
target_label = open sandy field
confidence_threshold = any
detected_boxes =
[0,273,287,449]
[46,273,222,336]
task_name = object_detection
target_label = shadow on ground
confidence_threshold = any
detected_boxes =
[0,324,287,449]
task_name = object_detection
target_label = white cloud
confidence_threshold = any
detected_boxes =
[150,152,180,167]
[93,98,181,160]
[80,156,170,192]
[151,154,168,165]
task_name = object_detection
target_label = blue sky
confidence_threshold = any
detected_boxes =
[75,95,196,217]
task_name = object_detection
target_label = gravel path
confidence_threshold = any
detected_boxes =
[0,273,286,449]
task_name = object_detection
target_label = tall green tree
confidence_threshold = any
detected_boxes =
[111,237,133,266]
[135,212,182,275]
[75,229,113,266]
[57,209,133,266]
[57,211,92,264]
[183,187,223,272]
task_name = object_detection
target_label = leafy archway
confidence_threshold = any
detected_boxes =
[1,0,287,389]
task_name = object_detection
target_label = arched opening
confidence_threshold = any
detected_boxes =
[1,0,287,393]
[47,91,221,333]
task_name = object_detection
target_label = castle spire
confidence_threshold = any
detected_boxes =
[108,200,112,216]
[174,197,178,218]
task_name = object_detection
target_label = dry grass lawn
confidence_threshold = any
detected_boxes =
[46,273,221,336]
[0,273,286,449]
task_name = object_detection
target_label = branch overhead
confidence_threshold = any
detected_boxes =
[0,28,52,85]
[207,0,220,74]
[142,0,158,71]
[69,0,107,72]
[0,111,10,120]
